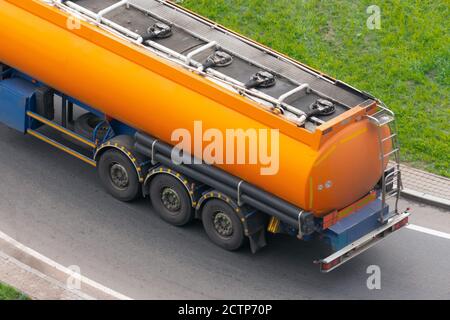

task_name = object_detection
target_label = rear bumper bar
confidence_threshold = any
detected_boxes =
[315,211,410,272]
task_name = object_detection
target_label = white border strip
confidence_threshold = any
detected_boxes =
[0,230,132,300]
[407,224,450,240]
[402,188,450,211]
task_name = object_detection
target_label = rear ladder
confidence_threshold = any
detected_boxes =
[367,102,402,223]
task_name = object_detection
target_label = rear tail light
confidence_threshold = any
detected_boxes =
[392,216,409,231]
[321,257,342,272]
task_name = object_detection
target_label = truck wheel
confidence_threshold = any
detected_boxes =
[202,199,245,251]
[97,149,140,202]
[149,174,194,226]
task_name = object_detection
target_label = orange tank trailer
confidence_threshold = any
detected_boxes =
[0,0,391,216]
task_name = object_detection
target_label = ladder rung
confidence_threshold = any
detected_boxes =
[368,117,394,127]
[385,190,401,200]
[385,170,401,177]
[383,148,400,158]
[386,179,400,187]
[386,187,400,194]
[382,133,397,142]
[372,110,384,117]
[379,118,395,126]
[385,178,401,186]
[386,186,401,193]
[385,165,399,172]
[372,109,393,118]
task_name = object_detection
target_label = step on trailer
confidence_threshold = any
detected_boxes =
[0,0,410,272]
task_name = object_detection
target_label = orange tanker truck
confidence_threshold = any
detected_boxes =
[0,0,410,271]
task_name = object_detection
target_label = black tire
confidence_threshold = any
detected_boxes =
[97,149,140,202]
[202,199,245,251]
[74,113,109,141]
[149,174,194,226]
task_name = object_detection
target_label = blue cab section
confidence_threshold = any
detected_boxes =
[324,199,390,251]
[0,69,136,140]
[0,77,38,132]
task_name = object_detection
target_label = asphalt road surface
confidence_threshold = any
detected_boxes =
[0,123,449,299]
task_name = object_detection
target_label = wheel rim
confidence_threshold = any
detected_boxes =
[213,211,233,238]
[161,187,181,212]
[109,163,129,190]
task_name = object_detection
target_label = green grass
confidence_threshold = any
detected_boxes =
[180,0,450,177]
[0,282,29,300]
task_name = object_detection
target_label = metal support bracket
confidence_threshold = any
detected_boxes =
[237,180,244,207]
[151,139,158,165]
[97,0,129,23]
[277,83,310,108]
[185,41,218,66]
[297,210,304,239]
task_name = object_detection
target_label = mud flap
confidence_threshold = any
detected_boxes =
[248,228,267,254]
[246,210,269,254]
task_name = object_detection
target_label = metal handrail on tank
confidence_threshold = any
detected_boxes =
[185,41,217,66]
[155,0,337,87]
[49,0,336,127]
[136,5,352,112]
[61,1,144,43]
[96,0,129,23]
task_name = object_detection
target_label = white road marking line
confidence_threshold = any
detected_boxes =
[407,224,450,240]
[0,230,132,300]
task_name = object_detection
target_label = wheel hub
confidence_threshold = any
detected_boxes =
[109,163,129,190]
[161,187,181,212]
[213,212,233,237]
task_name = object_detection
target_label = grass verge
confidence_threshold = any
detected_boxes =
[0,282,29,300]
